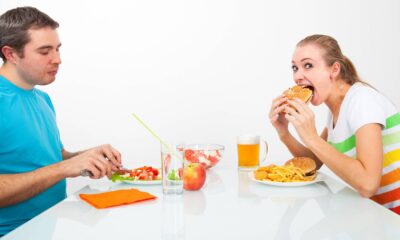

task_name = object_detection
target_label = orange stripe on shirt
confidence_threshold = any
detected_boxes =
[371,187,400,205]
[383,149,400,168]
[380,169,400,187]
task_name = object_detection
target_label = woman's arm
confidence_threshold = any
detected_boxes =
[269,95,325,168]
[306,123,383,197]
[284,98,383,197]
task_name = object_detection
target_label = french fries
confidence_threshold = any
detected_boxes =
[253,164,316,182]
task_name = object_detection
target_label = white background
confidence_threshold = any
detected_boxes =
[1,0,400,194]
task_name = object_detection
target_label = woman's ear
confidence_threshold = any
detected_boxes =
[330,62,341,79]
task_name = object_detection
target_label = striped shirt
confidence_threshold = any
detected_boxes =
[326,83,400,214]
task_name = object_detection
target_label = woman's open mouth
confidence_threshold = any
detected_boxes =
[303,85,314,92]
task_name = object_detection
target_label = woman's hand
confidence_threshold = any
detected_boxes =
[284,98,319,145]
[269,95,290,138]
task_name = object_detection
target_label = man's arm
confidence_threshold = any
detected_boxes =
[0,144,122,207]
[0,161,67,207]
[62,148,82,160]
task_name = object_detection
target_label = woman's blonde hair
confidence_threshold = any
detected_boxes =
[297,34,364,86]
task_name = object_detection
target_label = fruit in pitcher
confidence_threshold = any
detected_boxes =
[183,163,206,191]
[183,145,224,169]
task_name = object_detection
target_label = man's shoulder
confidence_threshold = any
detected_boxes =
[33,88,56,111]
[0,83,12,108]
[34,88,52,102]
[34,88,50,98]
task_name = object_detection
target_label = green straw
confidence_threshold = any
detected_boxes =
[131,113,182,159]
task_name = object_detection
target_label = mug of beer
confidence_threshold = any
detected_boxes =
[237,135,268,170]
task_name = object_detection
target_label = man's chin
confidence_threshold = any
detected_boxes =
[38,78,56,86]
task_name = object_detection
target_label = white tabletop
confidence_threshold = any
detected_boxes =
[4,164,400,240]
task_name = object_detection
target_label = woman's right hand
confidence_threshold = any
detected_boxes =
[269,95,290,138]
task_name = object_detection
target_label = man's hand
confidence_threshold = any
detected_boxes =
[63,144,122,179]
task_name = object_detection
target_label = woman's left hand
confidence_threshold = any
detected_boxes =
[284,98,319,145]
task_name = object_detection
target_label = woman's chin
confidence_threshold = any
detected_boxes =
[310,95,322,106]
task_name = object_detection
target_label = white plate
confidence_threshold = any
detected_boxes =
[248,172,325,187]
[122,179,162,185]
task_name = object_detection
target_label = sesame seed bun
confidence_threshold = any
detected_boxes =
[283,85,313,104]
[284,157,317,177]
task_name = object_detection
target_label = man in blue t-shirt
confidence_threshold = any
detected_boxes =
[0,7,123,236]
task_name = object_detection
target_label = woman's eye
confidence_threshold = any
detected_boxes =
[292,65,298,72]
[304,63,313,69]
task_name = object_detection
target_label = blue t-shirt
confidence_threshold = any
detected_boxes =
[0,75,66,236]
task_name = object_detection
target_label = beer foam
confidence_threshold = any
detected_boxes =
[237,135,260,145]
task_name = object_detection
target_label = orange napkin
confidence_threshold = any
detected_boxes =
[79,189,156,209]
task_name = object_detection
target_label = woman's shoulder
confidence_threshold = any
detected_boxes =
[348,82,379,98]
[346,83,393,108]
[343,82,398,131]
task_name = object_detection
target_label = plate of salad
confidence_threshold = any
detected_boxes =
[111,166,162,185]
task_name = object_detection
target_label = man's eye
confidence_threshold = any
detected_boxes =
[304,63,313,69]
[39,51,49,55]
[292,65,298,72]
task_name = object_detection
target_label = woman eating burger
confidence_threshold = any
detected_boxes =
[269,34,400,214]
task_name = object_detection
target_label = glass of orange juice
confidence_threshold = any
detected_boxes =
[237,135,268,170]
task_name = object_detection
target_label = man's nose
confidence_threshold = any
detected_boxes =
[52,51,61,65]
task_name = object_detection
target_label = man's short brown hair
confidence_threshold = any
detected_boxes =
[0,7,59,62]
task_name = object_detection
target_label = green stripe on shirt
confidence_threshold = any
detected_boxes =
[330,131,400,153]
[383,131,400,147]
[329,135,356,153]
[386,113,400,129]
[329,114,400,153]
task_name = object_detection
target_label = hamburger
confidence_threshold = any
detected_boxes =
[283,85,314,103]
[284,157,317,180]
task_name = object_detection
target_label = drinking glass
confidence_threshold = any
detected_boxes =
[161,143,184,194]
[237,135,268,170]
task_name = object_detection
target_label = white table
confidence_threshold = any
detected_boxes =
[4,164,400,240]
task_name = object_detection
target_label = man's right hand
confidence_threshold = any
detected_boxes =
[63,144,122,179]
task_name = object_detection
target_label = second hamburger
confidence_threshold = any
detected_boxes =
[285,157,317,180]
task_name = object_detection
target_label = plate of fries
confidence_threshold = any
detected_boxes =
[249,162,325,187]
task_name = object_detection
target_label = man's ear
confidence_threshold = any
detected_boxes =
[1,46,18,64]
[330,61,341,79]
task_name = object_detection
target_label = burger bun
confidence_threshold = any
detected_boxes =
[284,157,317,178]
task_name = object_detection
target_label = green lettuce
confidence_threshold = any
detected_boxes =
[110,173,135,182]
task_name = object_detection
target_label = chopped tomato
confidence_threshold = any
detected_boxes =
[185,149,199,163]
[178,168,183,178]
[208,155,218,164]
[138,172,149,180]
[118,165,160,181]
